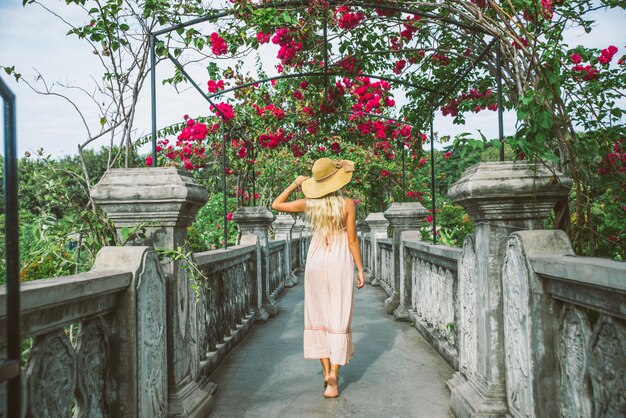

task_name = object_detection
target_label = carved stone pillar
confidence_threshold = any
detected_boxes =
[364,212,389,286]
[292,219,306,273]
[383,202,427,317]
[232,206,278,316]
[357,220,371,281]
[91,167,215,417]
[272,214,298,287]
[446,161,571,418]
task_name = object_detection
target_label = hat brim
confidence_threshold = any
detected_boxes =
[301,169,353,199]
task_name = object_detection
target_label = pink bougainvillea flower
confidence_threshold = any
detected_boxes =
[330,141,342,154]
[570,53,582,64]
[183,114,189,120]
[443,151,452,159]
[393,59,406,74]
[299,81,309,89]
[425,215,433,223]
[210,32,228,56]
[598,45,618,65]
[380,169,392,177]
[145,156,153,166]
[512,37,529,50]
[207,79,225,93]
[211,102,235,121]
[256,32,271,44]
[293,90,305,100]
[338,11,365,30]
[227,212,234,221]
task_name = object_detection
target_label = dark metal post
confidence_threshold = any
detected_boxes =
[430,117,436,245]
[401,144,406,199]
[496,39,505,161]
[150,35,157,166]
[1,76,21,417]
[221,118,228,249]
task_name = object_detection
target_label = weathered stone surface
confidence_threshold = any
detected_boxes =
[92,168,213,418]
[383,202,427,317]
[233,206,278,316]
[272,214,298,287]
[447,161,571,418]
[406,239,461,369]
[364,212,389,286]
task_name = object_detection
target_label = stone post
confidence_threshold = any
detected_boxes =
[91,167,215,417]
[272,214,298,287]
[292,219,306,273]
[446,161,571,418]
[357,220,371,279]
[232,206,278,316]
[383,202,427,316]
[364,212,389,286]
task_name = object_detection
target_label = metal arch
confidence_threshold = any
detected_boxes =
[152,0,491,38]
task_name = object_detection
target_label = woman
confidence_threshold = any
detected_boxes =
[272,157,365,398]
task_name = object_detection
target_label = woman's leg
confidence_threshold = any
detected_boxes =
[320,358,331,385]
[324,364,340,398]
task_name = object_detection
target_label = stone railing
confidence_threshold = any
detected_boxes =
[405,239,461,369]
[194,244,257,376]
[268,240,287,301]
[501,230,626,418]
[376,238,394,295]
[361,235,372,278]
[0,247,168,417]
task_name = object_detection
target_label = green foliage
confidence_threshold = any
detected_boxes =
[187,194,238,252]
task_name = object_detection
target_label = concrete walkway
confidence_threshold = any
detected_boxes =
[209,277,454,417]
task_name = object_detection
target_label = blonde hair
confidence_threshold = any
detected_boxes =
[305,191,346,237]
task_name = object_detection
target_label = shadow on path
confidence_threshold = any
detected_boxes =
[209,276,453,417]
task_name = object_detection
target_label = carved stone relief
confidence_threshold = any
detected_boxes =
[136,254,167,418]
[502,236,533,418]
[557,306,592,418]
[75,318,109,418]
[588,315,626,418]
[458,235,477,377]
[25,329,77,418]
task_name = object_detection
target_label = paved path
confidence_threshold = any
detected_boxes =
[209,277,453,417]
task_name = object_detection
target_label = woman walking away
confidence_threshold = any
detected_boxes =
[272,157,365,398]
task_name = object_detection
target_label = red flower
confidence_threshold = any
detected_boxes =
[293,90,305,100]
[299,81,309,89]
[211,102,235,121]
[145,156,153,166]
[256,32,270,44]
[330,141,342,154]
[210,32,228,56]
[570,53,582,64]
[227,212,234,221]
[443,151,452,159]
[393,59,407,75]
[381,169,392,177]
[426,215,433,223]
[207,79,225,93]
[338,11,365,30]
[513,37,529,50]
[598,45,618,65]
[237,147,247,159]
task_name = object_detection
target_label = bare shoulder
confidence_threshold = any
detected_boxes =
[343,196,355,212]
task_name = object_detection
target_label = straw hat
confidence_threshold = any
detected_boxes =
[301,158,355,198]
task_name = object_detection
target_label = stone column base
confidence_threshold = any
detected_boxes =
[393,305,410,321]
[447,372,508,418]
[264,298,279,316]
[254,306,270,323]
[284,272,298,287]
[168,377,217,418]
[384,292,400,314]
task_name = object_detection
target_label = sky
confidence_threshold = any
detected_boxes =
[0,1,625,158]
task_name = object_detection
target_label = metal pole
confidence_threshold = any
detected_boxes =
[430,116,436,245]
[150,35,157,166]
[252,145,257,206]
[496,39,505,161]
[1,76,21,417]
[401,144,406,198]
[221,118,228,249]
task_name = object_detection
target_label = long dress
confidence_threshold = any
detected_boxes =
[303,228,355,366]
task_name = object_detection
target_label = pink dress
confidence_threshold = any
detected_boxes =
[303,229,355,365]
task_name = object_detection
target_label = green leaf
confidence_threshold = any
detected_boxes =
[100,116,107,126]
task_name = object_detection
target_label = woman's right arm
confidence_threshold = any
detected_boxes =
[345,198,365,289]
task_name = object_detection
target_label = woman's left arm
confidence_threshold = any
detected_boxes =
[345,198,365,288]
[271,176,308,213]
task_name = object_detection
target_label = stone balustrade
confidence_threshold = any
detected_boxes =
[268,240,287,302]
[377,238,394,295]
[405,239,462,369]
[194,244,257,377]
[502,230,626,418]
[0,247,168,417]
